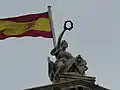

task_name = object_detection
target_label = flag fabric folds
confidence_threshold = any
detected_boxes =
[0,12,53,40]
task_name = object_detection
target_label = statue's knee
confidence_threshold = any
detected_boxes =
[57,62,64,67]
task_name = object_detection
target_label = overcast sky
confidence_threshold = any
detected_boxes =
[0,0,119,90]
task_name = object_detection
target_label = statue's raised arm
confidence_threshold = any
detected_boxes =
[56,29,66,49]
[50,20,73,56]
[56,20,73,49]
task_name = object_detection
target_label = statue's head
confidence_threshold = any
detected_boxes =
[76,55,83,60]
[60,40,68,50]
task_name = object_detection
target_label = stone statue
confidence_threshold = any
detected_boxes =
[75,55,88,75]
[48,21,88,83]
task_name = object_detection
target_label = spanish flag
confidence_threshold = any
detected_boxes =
[0,12,53,40]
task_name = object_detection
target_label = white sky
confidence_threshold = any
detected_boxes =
[0,0,119,90]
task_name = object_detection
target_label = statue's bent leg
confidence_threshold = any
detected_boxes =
[53,61,66,83]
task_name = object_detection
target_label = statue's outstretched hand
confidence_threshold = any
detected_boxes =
[64,20,73,31]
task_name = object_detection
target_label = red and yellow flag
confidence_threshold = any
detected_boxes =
[0,12,53,40]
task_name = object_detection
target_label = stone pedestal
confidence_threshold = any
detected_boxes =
[57,72,96,83]
[24,78,109,90]
[24,61,109,90]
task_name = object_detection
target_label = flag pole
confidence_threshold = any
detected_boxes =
[48,6,56,48]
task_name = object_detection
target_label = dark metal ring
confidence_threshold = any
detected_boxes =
[64,20,73,30]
